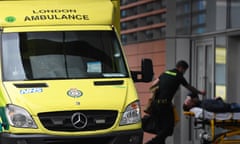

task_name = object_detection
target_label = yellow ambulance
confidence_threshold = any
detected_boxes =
[0,0,153,144]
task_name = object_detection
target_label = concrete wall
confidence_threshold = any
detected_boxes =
[166,1,192,144]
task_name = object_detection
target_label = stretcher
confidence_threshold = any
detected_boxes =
[184,107,240,144]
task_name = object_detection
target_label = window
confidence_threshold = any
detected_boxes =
[121,10,127,18]
[2,31,128,81]
[215,37,226,99]
[230,0,240,28]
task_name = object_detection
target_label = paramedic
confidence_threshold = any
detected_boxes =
[145,60,205,144]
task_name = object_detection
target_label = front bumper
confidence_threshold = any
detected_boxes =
[0,129,143,144]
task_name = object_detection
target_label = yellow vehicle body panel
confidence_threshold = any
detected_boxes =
[3,25,113,33]
[4,79,130,113]
[0,0,114,28]
[3,79,140,135]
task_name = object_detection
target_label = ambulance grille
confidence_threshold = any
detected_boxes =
[38,110,118,131]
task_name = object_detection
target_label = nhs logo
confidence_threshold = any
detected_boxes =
[20,88,43,94]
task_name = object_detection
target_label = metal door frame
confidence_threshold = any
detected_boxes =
[190,38,215,143]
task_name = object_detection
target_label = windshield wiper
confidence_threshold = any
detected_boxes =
[30,73,127,80]
[103,73,127,78]
[31,77,67,80]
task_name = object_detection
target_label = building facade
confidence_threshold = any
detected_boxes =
[167,0,240,144]
[120,1,167,142]
[121,0,240,144]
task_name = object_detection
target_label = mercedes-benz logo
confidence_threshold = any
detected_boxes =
[71,112,88,129]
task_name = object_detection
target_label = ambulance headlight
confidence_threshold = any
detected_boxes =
[120,101,141,125]
[6,104,37,128]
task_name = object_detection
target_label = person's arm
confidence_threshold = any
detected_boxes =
[150,77,159,88]
[185,85,206,96]
[179,74,205,96]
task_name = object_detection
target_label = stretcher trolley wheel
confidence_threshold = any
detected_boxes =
[199,131,212,144]
[200,140,211,144]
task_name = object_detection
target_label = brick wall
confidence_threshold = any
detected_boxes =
[123,40,166,143]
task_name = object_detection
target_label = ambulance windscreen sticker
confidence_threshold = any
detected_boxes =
[5,16,16,23]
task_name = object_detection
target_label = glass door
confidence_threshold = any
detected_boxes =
[193,39,215,99]
[191,39,215,144]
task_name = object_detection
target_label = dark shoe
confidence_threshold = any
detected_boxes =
[145,141,154,144]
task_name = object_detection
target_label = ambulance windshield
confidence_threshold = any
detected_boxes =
[2,31,128,81]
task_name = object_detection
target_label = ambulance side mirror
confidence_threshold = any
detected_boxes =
[131,58,154,82]
[141,58,154,82]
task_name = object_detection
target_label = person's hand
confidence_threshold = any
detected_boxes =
[200,90,206,96]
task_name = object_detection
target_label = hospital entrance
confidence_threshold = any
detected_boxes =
[187,36,240,143]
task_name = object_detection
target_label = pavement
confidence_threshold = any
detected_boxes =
[143,133,173,144]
